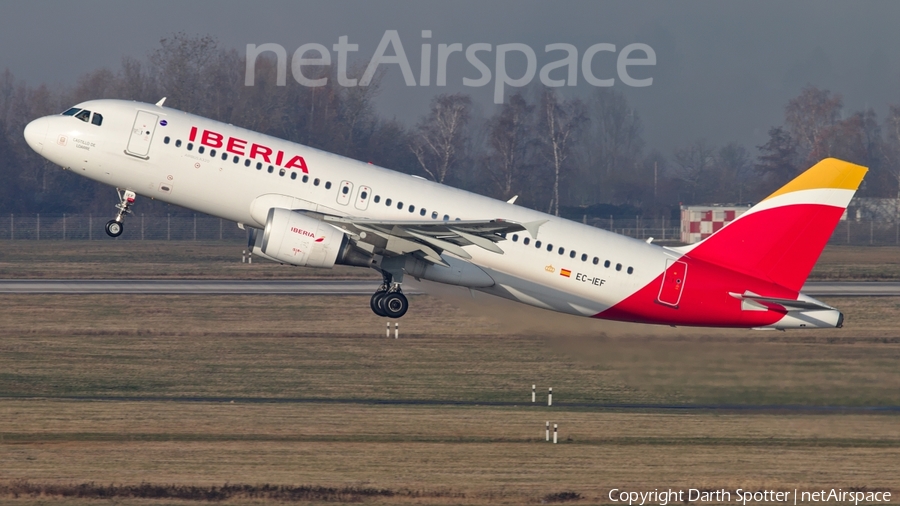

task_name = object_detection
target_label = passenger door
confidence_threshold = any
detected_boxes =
[657,259,687,307]
[125,110,158,159]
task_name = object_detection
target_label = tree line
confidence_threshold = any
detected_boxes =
[1,33,898,219]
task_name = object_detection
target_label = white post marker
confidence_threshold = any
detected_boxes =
[242,250,246,263]
[546,421,550,441]
[394,322,399,339]
[248,250,253,264]
[386,322,390,338]
[548,387,553,406]
[532,384,536,403]
[553,423,558,444]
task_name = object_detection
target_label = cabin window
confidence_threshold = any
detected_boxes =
[627,266,634,274]
[409,205,415,213]
[569,250,576,258]
[90,113,103,126]
[267,166,274,174]
[290,172,297,180]
[397,202,403,209]
[342,186,350,195]
[175,140,182,147]
[279,168,285,176]
[535,241,542,248]
[581,253,587,261]
[221,152,228,161]
[245,159,251,167]
[302,175,309,183]
[186,143,193,151]
[314,178,320,186]
[443,214,449,221]
[523,237,530,245]
[233,156,239,164]
[558,247,564,255]
[431,211,438,219]
[361,191,368,199]
[616,263,622,271]
[209,149,216,157]
[198,146,205,154]
[374,195,381,203]
[547,244,553,252]
[325,181,332,189]
[512,234,518,242]
[592,257,599,265]
[163,137,170,144]
[385,198,392,206]
[420,208,426,216]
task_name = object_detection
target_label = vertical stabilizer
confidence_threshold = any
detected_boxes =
[676,158,867,291]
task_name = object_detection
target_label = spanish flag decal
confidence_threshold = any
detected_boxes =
[560,269,571,278]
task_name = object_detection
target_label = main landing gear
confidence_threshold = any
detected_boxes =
[370,272,408,319]
[105,189,136,237]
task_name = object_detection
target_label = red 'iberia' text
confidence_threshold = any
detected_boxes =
[189,126,309,173]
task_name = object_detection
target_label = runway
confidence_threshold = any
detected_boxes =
[0,279,896,296]
[2,394,897,413]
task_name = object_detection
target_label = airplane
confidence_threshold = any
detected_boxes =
[23,99,867,329]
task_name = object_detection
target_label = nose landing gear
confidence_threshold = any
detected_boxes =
[370,272,408,319]
[105,189,136,237]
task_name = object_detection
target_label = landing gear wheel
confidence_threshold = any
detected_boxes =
[105,220,124,237]
[370,290,388,317]
[381,292,409,319]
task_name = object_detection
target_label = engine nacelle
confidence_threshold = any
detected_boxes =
[254,208,348,268]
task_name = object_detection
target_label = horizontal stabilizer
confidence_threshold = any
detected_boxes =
[729,292,835,311]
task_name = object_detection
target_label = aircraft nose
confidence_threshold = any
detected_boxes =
[24,117,49,155]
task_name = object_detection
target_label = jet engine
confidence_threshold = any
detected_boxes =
[251,208,351,268]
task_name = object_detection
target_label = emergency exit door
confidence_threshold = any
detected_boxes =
[657,259,687,307]
[126,110,158,158]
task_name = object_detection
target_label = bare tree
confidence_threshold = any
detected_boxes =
[537,89,586,216]
[484,92,534,199]
[784,86,842,166]
[148,33,221,114]
[673,139,716,203]
[410,93,471,184]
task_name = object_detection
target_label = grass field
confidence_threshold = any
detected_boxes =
[0,241,899,280]
[1,288,899,505]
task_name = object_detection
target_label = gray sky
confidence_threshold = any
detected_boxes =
[3,1,899,153]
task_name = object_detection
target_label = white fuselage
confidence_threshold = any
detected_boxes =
[24,99,673,318]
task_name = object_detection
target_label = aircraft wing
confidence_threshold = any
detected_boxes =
[323,216,547,265]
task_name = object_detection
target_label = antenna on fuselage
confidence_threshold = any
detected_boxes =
[155,97,167,107]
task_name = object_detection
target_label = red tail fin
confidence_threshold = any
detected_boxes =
[677,158,867,291]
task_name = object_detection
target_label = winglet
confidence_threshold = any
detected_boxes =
[155,97,167,107]
[506,195,518,204]
[522,219,548,239]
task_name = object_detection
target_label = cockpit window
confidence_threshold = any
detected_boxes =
[75,110,91,122]
[91,113,103,126]
[62,108,80,116]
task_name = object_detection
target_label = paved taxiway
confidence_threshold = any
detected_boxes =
[0,280,896,296]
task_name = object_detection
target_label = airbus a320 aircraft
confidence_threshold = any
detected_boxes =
[24,99,867,329]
